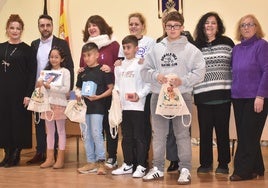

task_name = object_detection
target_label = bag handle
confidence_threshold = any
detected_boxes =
[160,114,192,127]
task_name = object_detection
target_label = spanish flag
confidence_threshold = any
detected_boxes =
[59,0,69,44]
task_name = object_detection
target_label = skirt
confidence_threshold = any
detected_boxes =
[41,104,67,120]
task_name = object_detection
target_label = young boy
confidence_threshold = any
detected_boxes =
[76,42,113,175]
[111,35,151,178]
[141,12,205,184]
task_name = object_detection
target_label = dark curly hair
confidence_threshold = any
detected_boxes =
[194,12,225,44]
[82,15,113,42]
[45,46,66,70]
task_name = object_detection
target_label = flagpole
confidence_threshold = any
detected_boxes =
[43,0,48,15]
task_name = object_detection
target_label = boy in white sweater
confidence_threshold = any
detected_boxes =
[112,35,150,178]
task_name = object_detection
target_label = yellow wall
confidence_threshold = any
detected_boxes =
[0,0,268,72]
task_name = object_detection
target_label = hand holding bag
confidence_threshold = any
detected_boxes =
[155,74,191,127]
[27,86,53,123]
[108,89,122,139]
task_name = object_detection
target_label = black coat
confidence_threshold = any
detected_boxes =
[31,36,74,90]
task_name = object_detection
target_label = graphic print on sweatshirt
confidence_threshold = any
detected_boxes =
[161,52,178,67]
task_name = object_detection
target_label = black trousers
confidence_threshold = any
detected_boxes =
[121,110,147,167]
[34,114,46,153]
[232,98,268,178]
[103,96,118,159]
[197,102,231,168]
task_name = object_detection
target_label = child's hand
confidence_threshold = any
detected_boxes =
[77,67,85,74]
[86,95,100,101]
[100,64,111,73]
[43,82,51,89]
[157,74,167,84]
[114,59,122,67]
[168,77,182,87]
[126,93,139,102]
[138,57,144,64]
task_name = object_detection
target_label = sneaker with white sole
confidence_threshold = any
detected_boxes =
[178,168,191,185]
[105,158,118,169]
[77,163,97,174]
[132,165,146,178]
[111,163,133,175]
[143,166,164,181]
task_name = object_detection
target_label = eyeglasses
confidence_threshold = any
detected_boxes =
[240,23,255,29]
[165,24,182,30]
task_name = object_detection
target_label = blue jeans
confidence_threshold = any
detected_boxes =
[81,114,105,163]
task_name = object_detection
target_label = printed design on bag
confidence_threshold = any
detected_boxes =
[74,102,84,112]
[32,89,44,103]
[162,86,180,106]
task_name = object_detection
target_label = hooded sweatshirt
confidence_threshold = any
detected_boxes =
[141,36,205,94]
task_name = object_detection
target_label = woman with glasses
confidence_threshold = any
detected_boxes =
[193,12,234,175]
[230,14,268,181]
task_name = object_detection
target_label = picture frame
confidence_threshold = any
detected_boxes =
[158,0,183,18]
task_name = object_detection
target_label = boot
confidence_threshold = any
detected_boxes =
[53,150,65,169]
[0,148,10,167]
[5,148,21,168]
[40,149,55,168]
[26,152,46,165]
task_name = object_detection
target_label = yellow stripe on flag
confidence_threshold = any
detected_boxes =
[59,0,69,44]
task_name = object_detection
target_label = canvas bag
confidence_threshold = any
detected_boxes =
[108,89,122,139]
[27,86,53,123]
[64,99,87,141]
[155,74,191,127]
[64,99,87,124]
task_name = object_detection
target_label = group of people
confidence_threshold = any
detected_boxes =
[0,8,267,186]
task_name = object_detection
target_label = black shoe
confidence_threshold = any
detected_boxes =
[215,167,229,174]
[4,148,21,168]
[197,166,213,174]
[167,161,179,172]
[26,152,46,165]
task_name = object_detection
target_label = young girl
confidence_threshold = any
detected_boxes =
[38,46,70,169]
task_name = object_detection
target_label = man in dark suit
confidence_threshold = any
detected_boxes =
[27,14,74,164]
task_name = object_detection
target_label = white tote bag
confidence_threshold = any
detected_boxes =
[155,74,191,127]
[108,89,122,139]
[27,86,53,123]
[64,99,87,124]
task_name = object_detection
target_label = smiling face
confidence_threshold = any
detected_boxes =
[204,16,218,41]
[239,17,257,40]
[128,16,144,39]
[6,21,22,42]
[49,49,64,70]
[87,23,101,37]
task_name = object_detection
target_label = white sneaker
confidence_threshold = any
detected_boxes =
[143,166,164,181]
[111,163,133,175]
[178,168,191,185]
[105,158,118,169]
[132,165,146,178]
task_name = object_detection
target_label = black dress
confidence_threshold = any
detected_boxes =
[0,41,36,149]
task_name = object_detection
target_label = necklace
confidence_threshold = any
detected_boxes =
[1,43,18,72]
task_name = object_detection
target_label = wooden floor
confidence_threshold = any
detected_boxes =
[0,136,268,188]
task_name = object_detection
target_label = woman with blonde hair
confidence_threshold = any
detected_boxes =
[230,14,268,181]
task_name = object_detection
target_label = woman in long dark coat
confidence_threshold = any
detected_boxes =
[0,14,36,167]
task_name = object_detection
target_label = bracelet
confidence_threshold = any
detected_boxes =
[256,96,264,100]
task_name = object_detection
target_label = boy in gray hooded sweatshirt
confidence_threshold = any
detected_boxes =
[141,12,205,185]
